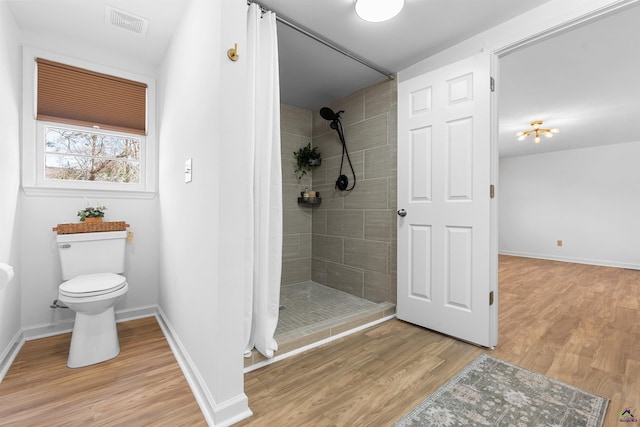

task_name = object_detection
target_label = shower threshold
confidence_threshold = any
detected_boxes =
[245,281,395,369]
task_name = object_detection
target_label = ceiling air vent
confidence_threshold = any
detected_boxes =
[105,5,149,36]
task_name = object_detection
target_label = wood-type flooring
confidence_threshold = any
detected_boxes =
[0,317,207,426]
[1,256,638,426]
[238,256,640,426]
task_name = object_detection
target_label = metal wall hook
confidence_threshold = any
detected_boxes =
[227,43,239,61]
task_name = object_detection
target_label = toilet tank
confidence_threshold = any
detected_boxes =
[57,231,127,280]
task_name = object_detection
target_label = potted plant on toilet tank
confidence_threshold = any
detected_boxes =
[77,205,107,222]
[293,142,321,180]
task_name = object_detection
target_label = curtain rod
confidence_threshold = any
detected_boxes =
[248,1,395,80]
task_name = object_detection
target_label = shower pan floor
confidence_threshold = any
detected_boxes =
[245,281,395,368]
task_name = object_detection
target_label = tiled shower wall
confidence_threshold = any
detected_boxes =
[311,79,397,304]
[280,104,313,285]
[279,78,397,305]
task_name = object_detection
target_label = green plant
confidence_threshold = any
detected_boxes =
[293,143,321,180]
[77,205,107,221]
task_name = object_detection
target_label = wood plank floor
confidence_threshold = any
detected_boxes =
[0,316,207,426]
[237,256,640,426]
[1,256,638,426]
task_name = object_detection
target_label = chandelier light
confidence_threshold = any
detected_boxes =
[355,0,404,23]
[516,120,559,144]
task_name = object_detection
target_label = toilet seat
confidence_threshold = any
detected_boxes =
[59,273,127,298]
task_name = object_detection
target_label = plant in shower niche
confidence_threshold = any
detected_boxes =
[77,205,107,222]
[293,143,321,180]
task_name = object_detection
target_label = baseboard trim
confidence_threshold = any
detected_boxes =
[0,329,25,383]
[155,308,252,427]
[22,305,158,341]
[22,320,74,341]
[115,305,158,323]
[244,313,397,374]
[499,251,640,270]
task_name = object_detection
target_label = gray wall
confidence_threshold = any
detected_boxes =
[280,105,313,285]
[311,79,397,304]
[279,78,398,305]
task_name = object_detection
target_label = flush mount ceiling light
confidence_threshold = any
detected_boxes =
[516,120,559,144]
[355,0,405,23]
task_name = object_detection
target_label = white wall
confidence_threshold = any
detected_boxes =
[7,0,252,422]
[20,31,157,78]
[15,39,160,336]
[157,0,251,424]
[499,142,640,269]
[20,197,159,335]
[4,0,251,421]
[0,2,22,373]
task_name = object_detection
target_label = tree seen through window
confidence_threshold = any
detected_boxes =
[44,125,141,183]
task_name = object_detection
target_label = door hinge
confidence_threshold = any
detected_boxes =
[490,184,495,199]
[489,291,494,305]
[490,77,495,92]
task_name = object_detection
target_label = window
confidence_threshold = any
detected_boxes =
[22,48,156,197]
[44,124,141,183]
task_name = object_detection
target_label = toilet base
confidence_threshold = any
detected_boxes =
[67,306,120,368]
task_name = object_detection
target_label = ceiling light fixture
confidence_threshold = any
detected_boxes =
[355,0,404,23]
[516,120,559,144]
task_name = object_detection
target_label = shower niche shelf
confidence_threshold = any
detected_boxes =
[297,197,321,206]
[297,192,321,206]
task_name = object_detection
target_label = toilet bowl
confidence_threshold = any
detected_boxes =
[58,273,129,368]
[56,231,129,368]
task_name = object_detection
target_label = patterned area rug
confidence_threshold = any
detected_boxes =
[394,354,608,427]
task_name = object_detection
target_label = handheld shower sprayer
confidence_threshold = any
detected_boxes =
[320,107,356,191]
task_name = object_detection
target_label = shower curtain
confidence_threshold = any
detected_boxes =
[244,3,283,359]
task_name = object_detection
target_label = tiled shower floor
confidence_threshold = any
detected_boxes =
[245,281,395,368]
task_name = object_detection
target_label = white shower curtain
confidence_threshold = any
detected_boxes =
[244,3,283,359]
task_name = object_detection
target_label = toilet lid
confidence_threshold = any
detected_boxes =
[60,273,127,297]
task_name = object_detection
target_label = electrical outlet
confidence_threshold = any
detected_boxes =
[557,240,563,247]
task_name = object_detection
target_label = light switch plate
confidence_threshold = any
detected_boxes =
[185,158,192,183]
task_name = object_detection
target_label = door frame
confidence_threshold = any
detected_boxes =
[490,0,640,341]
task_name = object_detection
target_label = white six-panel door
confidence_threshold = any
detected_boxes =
[397,52,497,348]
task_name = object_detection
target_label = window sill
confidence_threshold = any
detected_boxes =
[22,186,157,200]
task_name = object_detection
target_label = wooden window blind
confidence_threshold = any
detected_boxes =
[36,58,148,135]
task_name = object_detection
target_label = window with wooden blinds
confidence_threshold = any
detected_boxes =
[36,58,148,135]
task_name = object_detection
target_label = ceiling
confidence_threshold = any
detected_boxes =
[6,0,185,68]
[6,0,640,158]
[258,0,552,111]
[498,4,640,158]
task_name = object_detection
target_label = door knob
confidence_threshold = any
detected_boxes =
[397,209,407,217]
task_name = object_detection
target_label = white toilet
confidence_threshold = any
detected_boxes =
[56,230,129,368]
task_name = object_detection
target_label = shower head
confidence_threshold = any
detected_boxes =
[320,107,343,122]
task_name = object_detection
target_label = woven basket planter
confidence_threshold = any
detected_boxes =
[52,221,130,235]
